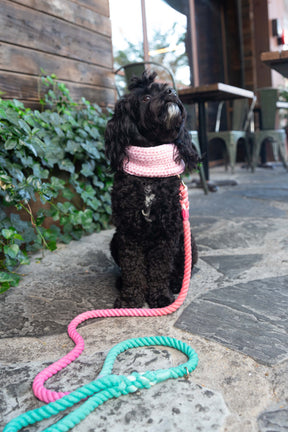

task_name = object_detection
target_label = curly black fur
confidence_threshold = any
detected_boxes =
[105,71,199,308]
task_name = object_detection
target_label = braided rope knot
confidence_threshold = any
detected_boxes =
[4,337,198,432]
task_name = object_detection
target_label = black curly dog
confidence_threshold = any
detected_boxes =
[105,71,199,308]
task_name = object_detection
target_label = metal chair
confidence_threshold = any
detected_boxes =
[114,61,176,97]
[207,96,257,173]
[252,88,288,171]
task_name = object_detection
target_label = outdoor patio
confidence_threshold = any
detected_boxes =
[1,163,288,432]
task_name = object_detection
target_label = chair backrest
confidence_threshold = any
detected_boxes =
[214,96,256,132]
[232,99,249,130]
[243,95,257,132]
[258,87,279,129]
[114,61,176,97]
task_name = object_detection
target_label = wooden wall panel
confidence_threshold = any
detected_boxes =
[1,72,116,106]
[11,0,111,36]
[0,0,115,108]
[70,0,109,16]
[0,43,114,88]
[0,1,112,66]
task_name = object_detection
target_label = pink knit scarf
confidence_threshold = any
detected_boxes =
[122,144,185,177]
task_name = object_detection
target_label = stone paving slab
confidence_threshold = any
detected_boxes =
[201,254,262,279]
[1,347,229,431]
[0,236,119,338]
[236,186,288,202]
[175,275,288,366]
[189,189,287,220]
[258,404,288,432]
[195,218,273,249]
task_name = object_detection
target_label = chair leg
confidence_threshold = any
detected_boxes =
[198,162,209,194]
[252,136,262,171]
[190,132,209,194]
[244,136,253,171]
[271,140,279,161]
[225,137,238,174]
[278,139,288,171]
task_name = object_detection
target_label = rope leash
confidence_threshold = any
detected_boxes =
[3,182,198,431]
[3,336,198,432]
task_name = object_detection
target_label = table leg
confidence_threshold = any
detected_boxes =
[198,101,209,180]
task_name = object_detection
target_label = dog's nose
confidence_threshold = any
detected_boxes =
[166,88,177,96]
[166,87,177,96]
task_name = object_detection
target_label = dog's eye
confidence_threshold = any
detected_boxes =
[142,95,151,102]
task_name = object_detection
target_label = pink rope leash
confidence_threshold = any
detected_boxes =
[32,182,192,403]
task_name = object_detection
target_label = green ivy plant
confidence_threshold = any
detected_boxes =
[0,76,113,293]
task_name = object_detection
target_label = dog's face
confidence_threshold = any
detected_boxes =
[105,71,199,172]
[129,75,186,143]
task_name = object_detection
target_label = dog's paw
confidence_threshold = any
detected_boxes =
[148,293,174,308]
[170,279,182,294]
[114,297,123,309]
[114,296,145,309]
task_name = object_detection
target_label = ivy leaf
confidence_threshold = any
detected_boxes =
[32,163,49,179]
[65,140,81,154]
[18,119,31,134]
[1,228,16,239]
[57,201,76,213]
[58,159,75,173]
[4,138,17,150]
[80,162,95,177]
[0,108,19,125]
[62,188,74,200]
[8,166,24,183]
[89,127,100,140]
[50,176,66,192]
[0,271,20,289]
[19,254,30,265]
[87,198,100,211]
[54,126,65,137]
[20,139,37,157]
[0,282,11,294]
[4,244,20,258]
[80,141,100,159]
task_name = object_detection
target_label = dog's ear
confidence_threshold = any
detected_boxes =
[174,127,201,172]
[105,97,139,172]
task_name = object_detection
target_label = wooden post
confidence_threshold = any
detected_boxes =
[141,0,149,62]
[188,0,199,86]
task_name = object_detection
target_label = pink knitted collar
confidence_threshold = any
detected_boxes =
[122,144,185,177]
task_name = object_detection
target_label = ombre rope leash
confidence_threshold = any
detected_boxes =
[3,336,198,432]
[3,182,198,432]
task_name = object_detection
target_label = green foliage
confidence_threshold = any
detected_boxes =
[0,76,113,292]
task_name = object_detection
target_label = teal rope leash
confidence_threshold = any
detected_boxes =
[4,336,198,432]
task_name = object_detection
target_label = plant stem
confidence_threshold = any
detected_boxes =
[19,202,50,250]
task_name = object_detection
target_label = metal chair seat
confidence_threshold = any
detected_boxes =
[207,96,257,173]
[252,88,288,171]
